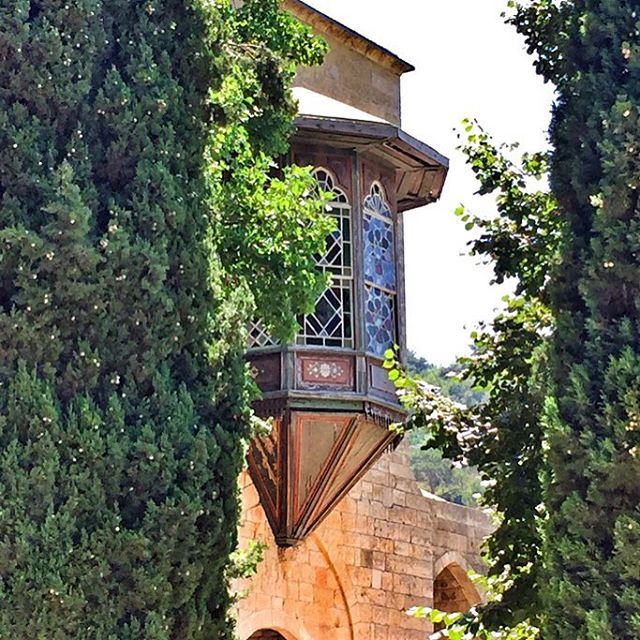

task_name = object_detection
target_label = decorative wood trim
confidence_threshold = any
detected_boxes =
[291,144,354,202]
[248,408,402,547]
[353,151,366,369]
[290,413,356,533]
[247,414,286,540]
[295,117,449,169]
[301,417,398,536]
[361,156,397,213]
[296,353,355,390]
[293,414,361,536]
[395,204,408,361]
[253,398,288,421]
[293,116,449,211]
[248,353,282,393]
[364,400,406,428]
[369,361,397,398]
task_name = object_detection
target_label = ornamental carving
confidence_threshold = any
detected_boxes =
[298,355,354,389]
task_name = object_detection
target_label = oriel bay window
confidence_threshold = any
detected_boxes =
[246,124,447,545]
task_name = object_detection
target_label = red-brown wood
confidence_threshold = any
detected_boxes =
[250,353,282,393]
[296,353,355,390]
[291,144,353,200]
[247,411,399,546]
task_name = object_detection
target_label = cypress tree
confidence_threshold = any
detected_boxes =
[512,1,640,637]
[404,3,640,637]
[0,1,327,637]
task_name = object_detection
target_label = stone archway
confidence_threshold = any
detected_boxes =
[432,555,481,633]
[248,631,289,640]
[434,563,480,613]
[433,551,482,609]
[237,610,311,640]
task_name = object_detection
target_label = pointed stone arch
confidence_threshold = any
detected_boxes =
[433,551,482,615]
[309,532,355,640]
[238,611,309,640]
[247,630,294,640]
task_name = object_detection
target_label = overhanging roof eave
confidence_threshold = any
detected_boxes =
[294,115,450,171]
[294,115,450,211]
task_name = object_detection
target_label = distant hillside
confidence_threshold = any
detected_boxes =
[405,352,485,507]
[406,352,486,407]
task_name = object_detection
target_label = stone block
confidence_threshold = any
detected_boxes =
[299,581,314,603]
[389,461,415,480]
[359,548,374,569]
[352,566,372,588]
[372,550,386,570]
[309,550,326,567]
[315,567,330,589]
[372,605,390,625]
[393,539,415,557]
[371,569,383,590]
[373,624,389,640]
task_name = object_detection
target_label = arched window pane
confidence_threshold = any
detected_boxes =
[297,168,354,349]
[363,182,397,356]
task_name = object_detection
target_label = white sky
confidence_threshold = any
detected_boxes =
[304,0,555,365]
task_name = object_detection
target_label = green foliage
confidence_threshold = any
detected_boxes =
[405,353,484,506]
[228,539,268,582]
[408,441,483,507]
[403,2,640,637]
[407,352,486,407]
[0,1,327,637]
[408,569,540,640]
[508,2,640,637]
[387,119,561,637]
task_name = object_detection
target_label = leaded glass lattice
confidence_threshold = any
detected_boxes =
[363,182,397,356]
[314,169,352,279]
[248,319,277,349]
[297,169,354,348]
[298,280,353,348]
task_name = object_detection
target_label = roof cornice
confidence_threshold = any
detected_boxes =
[283,0,415,75]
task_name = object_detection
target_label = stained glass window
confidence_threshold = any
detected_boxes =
[363,215,395,290]
[363,182,397,357]
[365,287,396,356]
[297,168,354,349]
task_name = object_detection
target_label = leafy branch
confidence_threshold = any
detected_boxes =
[387,119,561,637]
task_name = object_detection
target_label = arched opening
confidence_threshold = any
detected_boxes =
[433,563,481,631]
[247,631,289,640]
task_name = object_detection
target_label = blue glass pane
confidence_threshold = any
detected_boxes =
[365,286,396,357]
[363,215,396,291]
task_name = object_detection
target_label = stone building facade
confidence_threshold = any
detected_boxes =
[234,3,493,638]
[234,444,492,640]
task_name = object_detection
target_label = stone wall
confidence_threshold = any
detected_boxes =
[283,0,406,126]
[234,445,493,640]
[293,32,402,126]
